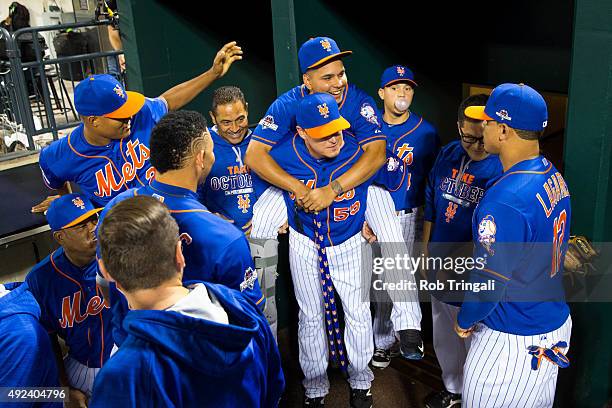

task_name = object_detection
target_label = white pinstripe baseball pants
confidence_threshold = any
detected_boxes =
[369,186,422,350]
[431,296,471,394]
[463,315,572,407]
[64,355,101,397]
[289,228,374,398]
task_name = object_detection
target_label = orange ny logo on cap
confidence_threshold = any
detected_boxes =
[397,66,405,76]
[113,84,125,99]
[318,103,330,118]
[320,39,332,52]
[72,197,85,210]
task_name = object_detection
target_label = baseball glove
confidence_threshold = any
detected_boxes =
[564,235,598,276]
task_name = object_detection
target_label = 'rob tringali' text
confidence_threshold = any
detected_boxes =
[373,279,496,293]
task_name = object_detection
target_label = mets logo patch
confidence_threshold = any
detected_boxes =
[113,84,125,99]
[478,215,497,255]
[360,103,379,126]
[320,39,332,52]
[318,103,330,118]
[72,197,85,210]
[240,267,258,292]
[396,66,405,76]
[259,115,278,131]
[386,156,400,172]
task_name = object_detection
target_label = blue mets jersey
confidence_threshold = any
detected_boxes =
[252,84,385,148]
[458,156,571,335]
[270,135,405,247]
[424,141,503,244]
[197,126,255,233]
[99,180,264,345]
[90,282,284,408]
[382,111,440,210]
[0,282,61,407]
[26,248,113,368]
[39,97,168,207]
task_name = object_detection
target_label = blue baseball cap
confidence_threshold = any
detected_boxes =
[298,37,352,74]
[296,93,350,139]
[47,194,102,231]
[464,83,548,131]
[74,74,145,118]
[380,65,418,89]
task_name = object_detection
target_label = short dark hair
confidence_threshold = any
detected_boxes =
[9,2,30,30]
[211,86,246,114]
[458,93,489,125]
[514,128,544,140]
[99,196,179,292]
[150,110,208,173]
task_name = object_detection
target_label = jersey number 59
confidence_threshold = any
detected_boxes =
[551,209,567,277]
[333,201,361,222]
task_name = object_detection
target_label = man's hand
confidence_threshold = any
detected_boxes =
[66,387,88,408]
[361,221,377,243]
[292,182,311,208]
[31,195,60,213]
[278,221,289,235]
[118,54,126,72]
[454,319,474,338]
[211,41,243,79]
[300,185,337,213]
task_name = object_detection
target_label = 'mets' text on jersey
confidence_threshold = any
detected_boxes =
[382,111,440,210]
[461,157,571,335]
[25,248,113,368]
[39,97,168,207]
[198,127,255,232]
[252,84,385,148]
[424,141,503,243]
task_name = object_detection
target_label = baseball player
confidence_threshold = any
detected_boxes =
[32,41,242,212]
[25,194,112,404]
[369,65,440,367]
[246,37,421,354]
[0,281,61,407]
[265,92,415,408]
[457,83,572,407]
[197,85,255,233]
[91,196,284,408]
[421,94,503,408]
[98,110,265,347]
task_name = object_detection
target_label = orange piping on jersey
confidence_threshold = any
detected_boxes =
[67,132,124,183]
[326,144,361,245]
[148,183,194,199]
[359,135,386,145]
[96,285,105,367]
[491,163,553,189]
[255,294,265,306]
[119,138,145,187]
[292,134,319,187]
[168,209,211,214]
[337,86,348,110]
[392,117,423,153]
[51,251,86,292]
[481,268,511,281]
[251,134,277,145]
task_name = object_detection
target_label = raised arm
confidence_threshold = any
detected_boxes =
[160,41,243,111]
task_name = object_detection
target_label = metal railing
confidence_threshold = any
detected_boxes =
[0,20,124,161]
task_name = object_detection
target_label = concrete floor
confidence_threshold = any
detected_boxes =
[277,328,442,408]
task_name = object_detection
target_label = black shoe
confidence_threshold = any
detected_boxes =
[304,396,325,407]
[398,329,424,360]
[350,388,373,408]
[424,390,462,408]
[371,348,391,369]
